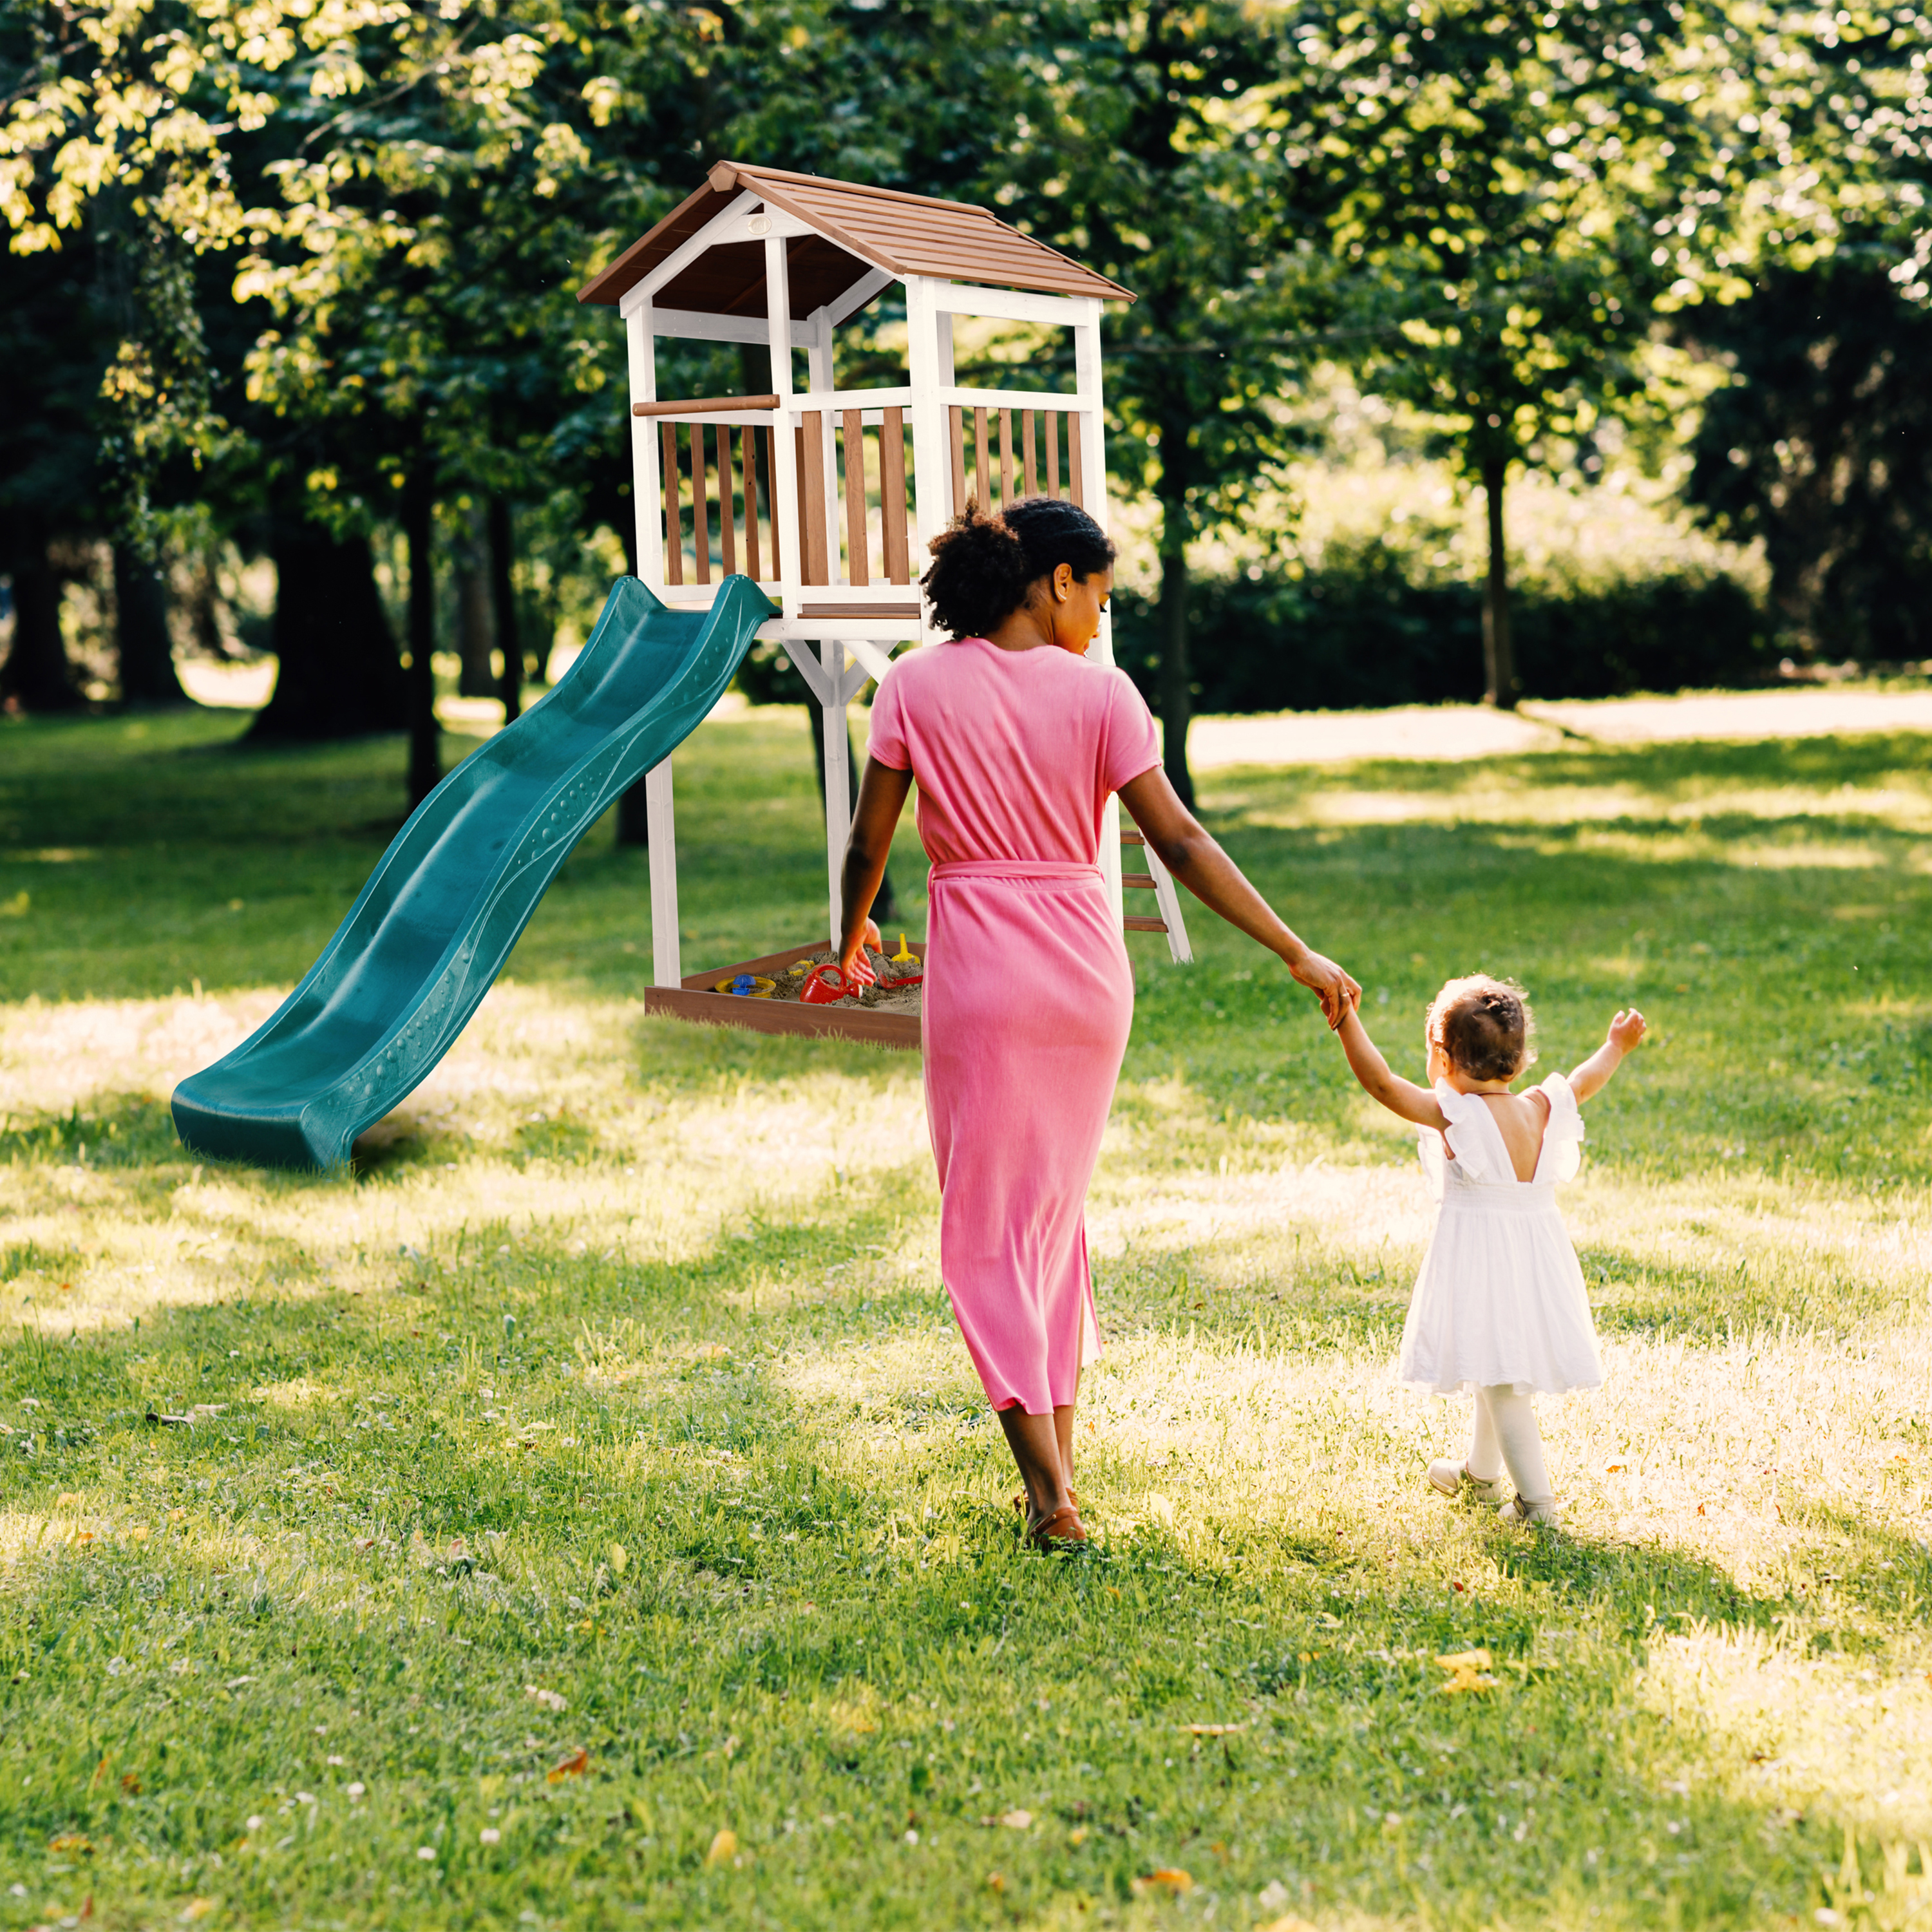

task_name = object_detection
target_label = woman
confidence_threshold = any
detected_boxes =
[838,500,1359,1548]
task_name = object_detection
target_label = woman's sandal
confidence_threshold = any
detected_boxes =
[1025,1504,1089,1550]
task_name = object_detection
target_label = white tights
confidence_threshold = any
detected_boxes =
[1466,1385,1553,1509]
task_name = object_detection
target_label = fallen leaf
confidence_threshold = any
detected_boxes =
[705,1827,738,1866]
[48,1833,93,1853]
[1132,1869,1193,1897]
[56,1492,81,1508]
[1435,1647,1498,1695]
[608,1542,629,1577]
[120,1773,142,1795]
[1257,1918,1321,1932]
[1069,1827,1090,1846]
[998,1809,1033,1830]
[167,1509,186,1523]
[128,1526,149,1542]
[1182,1723,1245,1737]
[547,1748,589,1784]
[984,1873,1005,1893]
[179,1900,216,1922]
[525,1685,567,1712]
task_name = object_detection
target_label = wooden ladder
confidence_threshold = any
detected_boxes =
[1121,829,1193,965]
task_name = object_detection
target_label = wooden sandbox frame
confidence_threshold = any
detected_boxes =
[579,160,1193,1045]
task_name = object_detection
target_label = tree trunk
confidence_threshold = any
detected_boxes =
[113,543,189,706]
[1,548,84,712]
[812,700,895,922]
[1155,441,1195,807]
[455,500,495,698]
[404,483,441,808]
[250,517,407,740]
[1481,454,1517,710]
[490,496,522,724]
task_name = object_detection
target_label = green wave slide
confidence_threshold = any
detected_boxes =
[172,574,775,1172]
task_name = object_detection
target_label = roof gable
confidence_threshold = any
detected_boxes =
[577,160,1132,311]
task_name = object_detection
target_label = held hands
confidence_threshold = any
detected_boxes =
[1607,1007,1648,1054]
[838,918,884,988]
[1287,949,1363,1030]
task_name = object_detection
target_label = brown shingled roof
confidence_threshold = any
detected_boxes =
[576,160,1133,312]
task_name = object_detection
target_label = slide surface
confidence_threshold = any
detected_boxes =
[173,574,773,1170]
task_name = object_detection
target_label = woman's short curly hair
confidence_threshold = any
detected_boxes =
[920,497,1116,639]
[1426,974,1537,1083]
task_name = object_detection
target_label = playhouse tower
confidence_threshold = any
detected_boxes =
[578,160,1189,1035]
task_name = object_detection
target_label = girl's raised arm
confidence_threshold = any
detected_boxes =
[1334,1005,1448,1130]
[1569,1008,1648,1104]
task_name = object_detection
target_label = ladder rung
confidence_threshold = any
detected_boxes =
[1124,916,1168,933]
[1122,872,1157,889]
[1121,830,1146,846]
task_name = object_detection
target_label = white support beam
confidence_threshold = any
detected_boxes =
[903,277,950,645]
[765,234,802,624]
[820,639,851,954]
[827,267,896,328]
[942,385,1090,412]
[625,301,663,589]
[645,759,681,987]
[621,191,759,313]
[840,638,899,686]
[644,307,811,348]
[928,283,1088,327]
[806,311,840,583]
[1071,294,1123,927]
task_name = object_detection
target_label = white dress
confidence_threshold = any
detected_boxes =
[1397,1072,1604,1397]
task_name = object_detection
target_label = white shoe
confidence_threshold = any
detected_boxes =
[1428,1459,1511,1506]
[1500,1493,1560,1526]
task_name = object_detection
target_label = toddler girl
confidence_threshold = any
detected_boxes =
[1332,974,1646,1525]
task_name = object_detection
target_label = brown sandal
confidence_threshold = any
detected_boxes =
[1025,1504,1089,1549]
[1012,1486,1078,1516]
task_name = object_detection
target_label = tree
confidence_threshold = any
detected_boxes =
[1264,0,1743,708]
[999,0,1316,804]
[1684,257,1932,658]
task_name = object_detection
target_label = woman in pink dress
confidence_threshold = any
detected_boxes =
[837,500,1358,1548]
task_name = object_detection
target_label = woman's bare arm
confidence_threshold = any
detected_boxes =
[837,757,915,982]
[1335,1007,1448,1130]
[1117,764,1361,1027]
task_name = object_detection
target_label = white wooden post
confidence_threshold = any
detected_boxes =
[646,762,681,987]
[820,638,851,953]
[1070,296,1125,928]
[806,309,841,582]
[625,302,663,587]
[765,236,800,625]
[904,278,949,646]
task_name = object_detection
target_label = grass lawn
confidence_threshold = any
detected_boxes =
[1,699,1930,1931]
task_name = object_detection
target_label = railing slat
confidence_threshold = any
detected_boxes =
[692,424,711,585]
[1023,410,1038,498]
[1068,413,1085,510]
[1044,412,1060,500]
[973,406,990,511]
[881,406,909,584]
[719,427,738,580]
[766,428,782,581]
[842,409,869,588]
[999,408,1015,509]
[800,412,829,586]
[744,426,761,581]
[661,422,683,587]
[949,407,966,520]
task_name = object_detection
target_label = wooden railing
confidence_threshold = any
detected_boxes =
[640,392,1090,602]
[948,405,1086,515]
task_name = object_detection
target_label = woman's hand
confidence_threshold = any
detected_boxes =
[1285,947,1361,1030]
[840,918,882,987]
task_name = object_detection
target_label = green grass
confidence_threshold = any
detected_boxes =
[2,701,1931,1931]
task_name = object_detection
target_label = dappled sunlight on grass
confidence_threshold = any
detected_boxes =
[6,710,1932,1925]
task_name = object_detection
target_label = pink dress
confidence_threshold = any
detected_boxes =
[867,637,1160,1415]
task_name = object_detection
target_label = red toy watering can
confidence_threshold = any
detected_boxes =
[799,962,858,1004]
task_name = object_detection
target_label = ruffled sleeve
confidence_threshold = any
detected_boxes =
[1536,1070,1586,1182]
[1432,1079,1512,1183]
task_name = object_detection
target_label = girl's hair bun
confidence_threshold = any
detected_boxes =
[1427,974,1537,1083]
[921,497,1116,638]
